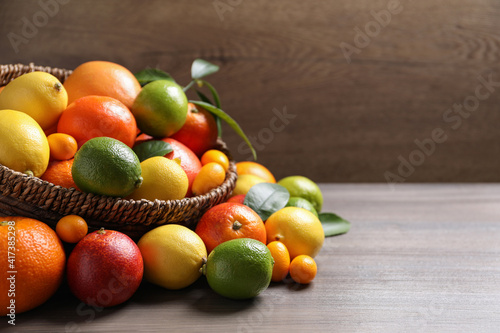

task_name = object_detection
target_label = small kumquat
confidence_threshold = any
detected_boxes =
[201,149,229,172]
[56,215,88,243]
[47,133,78,160]
[267,241,290,282]
[191,162,226,196]
[289,255,317,284]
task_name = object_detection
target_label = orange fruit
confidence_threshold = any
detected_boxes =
[201,149,229,172]
[195,202,266,253]
[191,162,226,196]
[63,60,141,109]
[47,133,78,160]
[289,255,317,284]
[236,161,276,183]
[56,215,88,243]
[40,159,79,190]
[162,138,202,197]
[267,241,290,282]
[44,125,58,136]
[135,132,153,145]
[57,95,137,148]
[227,194,246,204]
[0,216,66,315]
[170,103,218,156]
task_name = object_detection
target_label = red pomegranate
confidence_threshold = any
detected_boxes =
[66,228,143,308]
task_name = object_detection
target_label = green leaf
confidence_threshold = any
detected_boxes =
[215,115,222,138]
[190,100,257,160]
[200,80,221,109]
[196,90,213,105]
[132,140,173,162]
[318,212,351,237]
[195,90,223,138]
[135,68,175,87]
[244,183,290,221]
[191,59,220,80]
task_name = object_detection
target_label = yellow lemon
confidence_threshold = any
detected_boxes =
[231,174,267,197]
[0,109,50,177]
[138,224,207,290]
[265,207,325,259]
[127,156,188,201]
[0,72,68,130]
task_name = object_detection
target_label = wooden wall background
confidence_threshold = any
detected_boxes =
[1,0,499,182]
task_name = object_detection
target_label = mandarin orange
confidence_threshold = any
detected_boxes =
[47,133,78,160]
[0,217,66,315]
[63,60,141,109]
[195,202,266,253]
[40,159,79,190]
[289,255,317,284]
[57,95,137,148]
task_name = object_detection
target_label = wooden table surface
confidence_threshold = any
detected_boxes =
[2,184,500,332]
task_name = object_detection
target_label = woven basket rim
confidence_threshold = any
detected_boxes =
[0,63,238,236]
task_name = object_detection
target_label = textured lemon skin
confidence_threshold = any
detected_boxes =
[0,109,50,177]
[127,156,188,201]
[231,174,267,197]
[138,224,207,290]
[0,72,68,130]
[265,207,325,259]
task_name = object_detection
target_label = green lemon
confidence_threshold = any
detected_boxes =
[203,238,274,300]
[131,80,188,138]
[285,197,318,217]
[72,137,143,197]
[277,176,323,212]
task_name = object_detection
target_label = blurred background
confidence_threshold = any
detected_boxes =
[1,0,499,183]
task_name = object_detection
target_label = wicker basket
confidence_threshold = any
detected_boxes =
[0,63,237,239]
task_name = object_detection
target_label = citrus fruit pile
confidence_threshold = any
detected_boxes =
[0,59,351,315]
[0,60,229,200]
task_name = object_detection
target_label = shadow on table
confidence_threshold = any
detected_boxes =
[7,274,291,330]
[9,280,125,330]
[133,277,255,314]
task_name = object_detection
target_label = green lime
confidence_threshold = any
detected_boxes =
[285,197,318,217]
[277,176,323,212]
[131,80,188,137]
[72,137,143,197]
[203,238,274,300]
